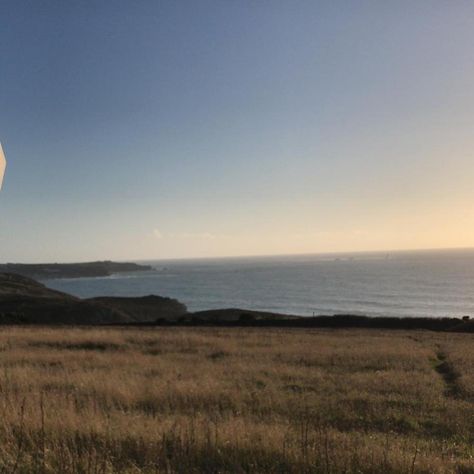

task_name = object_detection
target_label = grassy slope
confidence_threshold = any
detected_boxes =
[0,273,186,324]
[0,327,472,473]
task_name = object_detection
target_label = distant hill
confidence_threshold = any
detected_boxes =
[0,273,186,324]
[0,261,152,280]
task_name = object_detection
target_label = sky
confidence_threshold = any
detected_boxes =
[1,1,474,262]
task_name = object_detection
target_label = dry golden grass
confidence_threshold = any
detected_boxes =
[0,327,472,473]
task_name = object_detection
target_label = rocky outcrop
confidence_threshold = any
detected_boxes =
[87,295,187,322]
[0,273,129,324]
[0,273,186,324]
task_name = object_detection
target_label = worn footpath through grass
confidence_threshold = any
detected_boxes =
[0,327,472,473]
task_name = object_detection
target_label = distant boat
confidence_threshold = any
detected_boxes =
[0,143,6,190]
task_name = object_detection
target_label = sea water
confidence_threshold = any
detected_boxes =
[44,249,474,318]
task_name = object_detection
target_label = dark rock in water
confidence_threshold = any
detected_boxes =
[87,295,187,322]
[0,273,186,325]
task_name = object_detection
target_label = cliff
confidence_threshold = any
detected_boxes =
[0,273,187,324]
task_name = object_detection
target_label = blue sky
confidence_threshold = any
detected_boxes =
[1,1,474,262]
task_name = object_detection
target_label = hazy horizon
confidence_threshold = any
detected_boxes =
[2,1,474,262]
[3,245,474,265]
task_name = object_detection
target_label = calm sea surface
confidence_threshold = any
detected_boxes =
[44,249,474,318]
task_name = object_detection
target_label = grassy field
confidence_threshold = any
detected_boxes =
[0,327,472,473]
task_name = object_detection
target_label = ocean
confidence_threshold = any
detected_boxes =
[44,248,474,319]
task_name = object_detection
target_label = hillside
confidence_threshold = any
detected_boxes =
[0,273,128,324]
[88,295,187,322]
[167,309,474,332]
[0,273,186,324]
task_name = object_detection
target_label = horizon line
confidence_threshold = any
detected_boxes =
[4,245,473,265]
[135,245,474,264]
